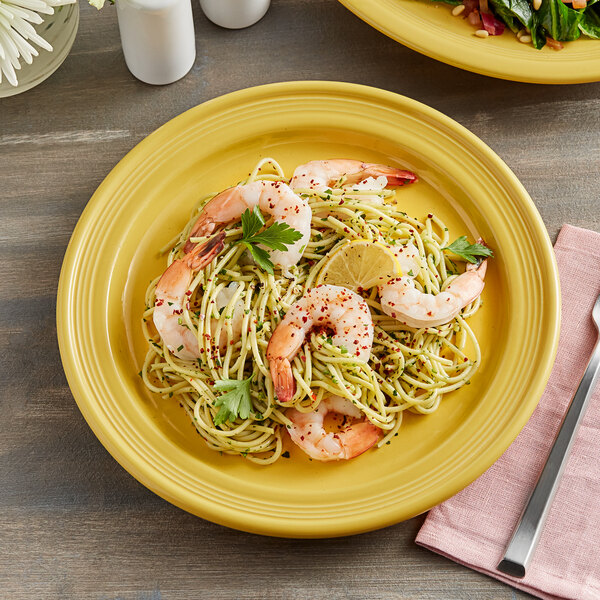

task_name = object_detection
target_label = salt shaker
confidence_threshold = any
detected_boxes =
[116,0,196,85]
[199,0,270,29]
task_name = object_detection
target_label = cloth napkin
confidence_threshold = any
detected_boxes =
[416,224,600,600]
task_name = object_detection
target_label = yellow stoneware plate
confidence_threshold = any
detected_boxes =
[57,81,560,538]
[339,0,600,84]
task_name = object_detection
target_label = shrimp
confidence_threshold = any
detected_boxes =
[183,180,311,271]
[210,282,245,352]
[379,255,488,329]
[391,241,421,277]
[289,159,417,192]
[153,233,226,361]
[266,285,374,403]
[286,395,381,461]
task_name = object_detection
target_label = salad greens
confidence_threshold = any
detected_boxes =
[435,0,600,48]
[489,0,534,33]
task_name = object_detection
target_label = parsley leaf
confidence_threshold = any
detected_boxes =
[213,377,253,426]
[235,206,303,274]
[443,236,494,264]
[249,222,303,250]
[240,205,264,238]
[244,243,274,273]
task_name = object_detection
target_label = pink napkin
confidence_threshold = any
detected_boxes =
[416,224,600,600]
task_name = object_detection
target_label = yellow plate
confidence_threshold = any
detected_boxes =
[57,81,560,538]
[339,0,600,84]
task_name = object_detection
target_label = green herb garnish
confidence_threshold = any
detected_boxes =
[213,377,253,426]
[443,236,493,264]
[235,206,303,274]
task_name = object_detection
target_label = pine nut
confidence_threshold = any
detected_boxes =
[516,29,525,39]
[475,29,489,37]
[519,35,532,43]
[533,0,542,9]
[452,4,466,15]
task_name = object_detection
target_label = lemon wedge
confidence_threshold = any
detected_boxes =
[316,240,402,292]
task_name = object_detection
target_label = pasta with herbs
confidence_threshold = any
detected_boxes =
[140,157,491,464]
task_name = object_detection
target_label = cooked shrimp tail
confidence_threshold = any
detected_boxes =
[183,186,241,253]
[269,357,294,404]
[357,164,418,187]
[188,230,226,268]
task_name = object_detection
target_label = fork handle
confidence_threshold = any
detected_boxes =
[497,336,600,578]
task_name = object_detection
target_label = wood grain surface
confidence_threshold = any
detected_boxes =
[1,1,599,598]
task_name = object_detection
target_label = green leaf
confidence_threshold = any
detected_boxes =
[443,236,494,264]
[244,242,274,274]
[489,0,534,32]
[240,206,264,239]
[248,221,303,250]
[530,18,548,48]
[534,0,583,41]
[580,4,600,38]
[235,205,302,274]
[213,377,253,426]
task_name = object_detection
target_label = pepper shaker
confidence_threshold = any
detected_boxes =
[199,0,270,29]
[116,0,196,85]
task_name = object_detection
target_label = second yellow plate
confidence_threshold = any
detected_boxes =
[340,0,600,84]
[57,81,560,537]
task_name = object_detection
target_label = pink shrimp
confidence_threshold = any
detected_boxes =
[379,256,488,328]
[183,180,311,270]
[153,233,225,360]
[266,285,374,403]
[289,159,417,192]
[286,396,381,461]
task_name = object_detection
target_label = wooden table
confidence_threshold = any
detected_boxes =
[2,1,599,598]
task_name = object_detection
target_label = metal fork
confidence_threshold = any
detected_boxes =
[497,292,600,578]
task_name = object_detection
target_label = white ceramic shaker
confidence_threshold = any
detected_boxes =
[199,0,270,29]
[116,0,196,85]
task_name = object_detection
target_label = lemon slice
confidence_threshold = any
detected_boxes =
[316,240,402,292]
